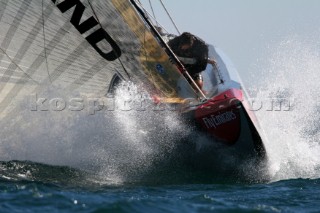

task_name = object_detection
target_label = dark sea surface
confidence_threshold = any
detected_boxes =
[0,160,319,213]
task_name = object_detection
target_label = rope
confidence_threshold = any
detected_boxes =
[158,0,181,35]
[136,1,171,36]
[140,5,169,34]
[148,0,157,21]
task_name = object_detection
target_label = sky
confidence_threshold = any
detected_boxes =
[139,0,320,83]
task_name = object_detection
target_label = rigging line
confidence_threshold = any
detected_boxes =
[0,47,39,84]
[135,1,172,36]
[136,1,156,23]
[130,0,206,100]
[139,4,162,31]
[42,0,52,83]
[141,4,169,34]
[87,0,131,80]
[158,0,180,35]
[148,0,157,21]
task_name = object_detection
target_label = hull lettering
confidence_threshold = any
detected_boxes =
[202,110,237,129]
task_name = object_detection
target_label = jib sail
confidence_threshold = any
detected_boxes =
[0,0,196,118]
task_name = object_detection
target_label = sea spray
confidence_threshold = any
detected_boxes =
[0,83,193,184]
[248,35,320,181]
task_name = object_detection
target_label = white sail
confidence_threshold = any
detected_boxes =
[0,0,196,119]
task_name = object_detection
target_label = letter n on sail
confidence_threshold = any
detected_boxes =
[52,0,121,61]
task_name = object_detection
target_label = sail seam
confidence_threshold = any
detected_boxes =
[87,0,131,80]
[42,0,52,83]
[0,47,39,84]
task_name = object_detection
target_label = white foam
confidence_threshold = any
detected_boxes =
[249,35,320,181]
[0,82,190,184]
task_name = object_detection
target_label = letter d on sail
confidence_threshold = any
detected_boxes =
[86,28,121,61]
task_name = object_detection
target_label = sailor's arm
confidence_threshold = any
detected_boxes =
[207,58,217,66]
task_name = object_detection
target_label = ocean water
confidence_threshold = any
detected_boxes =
[1,36,320,212]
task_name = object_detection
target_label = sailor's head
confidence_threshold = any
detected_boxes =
[178,32,195,50]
